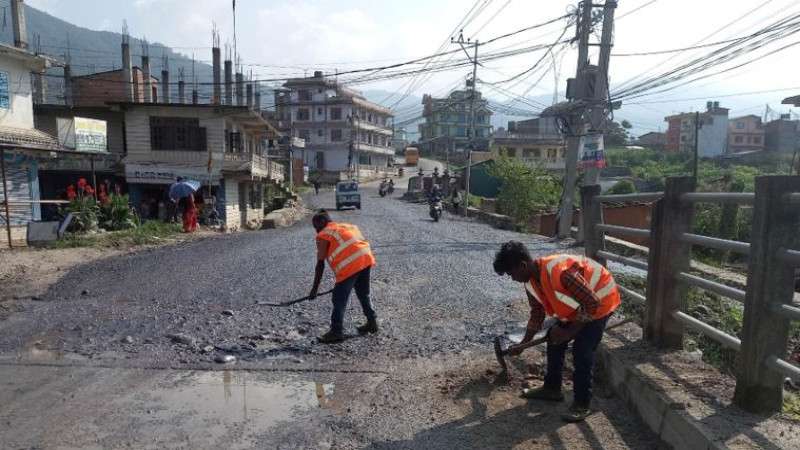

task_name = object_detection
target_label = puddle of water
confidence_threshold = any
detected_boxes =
[141,371,335,431]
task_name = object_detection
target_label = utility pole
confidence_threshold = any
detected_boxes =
[556,1,618,239]
[693,111,701,180]
[452,31,479,216]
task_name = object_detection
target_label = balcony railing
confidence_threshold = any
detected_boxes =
[223,152,284,182]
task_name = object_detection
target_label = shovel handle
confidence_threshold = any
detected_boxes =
[504,317,635,355]
[257,288,335,307]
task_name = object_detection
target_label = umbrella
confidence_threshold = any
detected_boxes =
[169,180,201,201]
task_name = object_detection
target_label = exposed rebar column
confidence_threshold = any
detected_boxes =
[212,31,221,105]
[121,24,134,102]
[63,64,73,106]
[235,72,244,106]
[254,83,261,112]
[33,72,46,104]
[141,40,152,103]
[246,82,253,109]
[161,55,170,103]
[224,59,233,105]
[10,0,28,50]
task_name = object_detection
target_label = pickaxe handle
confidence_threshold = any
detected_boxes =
[503,316,635,355]
[256,288,335,307]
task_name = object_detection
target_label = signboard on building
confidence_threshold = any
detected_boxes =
[56,117,108,153]
[125,163,220,185]
[291,137,306,148]
[579,133,606,169]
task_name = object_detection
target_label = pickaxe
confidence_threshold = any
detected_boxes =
[256,288,334,307]
[493,316,635,373]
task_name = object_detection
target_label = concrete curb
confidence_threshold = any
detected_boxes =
[597,332,727,450]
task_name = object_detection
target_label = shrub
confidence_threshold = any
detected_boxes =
[99,194,138,231]
[606,180,636,195]
[487,156,560,224]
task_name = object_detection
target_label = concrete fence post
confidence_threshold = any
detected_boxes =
[580,184,605,264]
[644,176,696,348]
[733,175,800,414]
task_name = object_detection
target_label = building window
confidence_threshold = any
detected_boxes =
[317,107,323,116]
[504,148,517,157]
[331,129,343,142]
[734,135,743,143]
[298,129,310,143]
[736,122,745,129]
[754,136,762,144]
[296,108,310,121]
[331,107,342,120]
[547,148,557,160]
[558,148,566,158]
[0,71,9,109]
[317,129,323,137]
[150,117,207,151]
[298,90,311,101]
[225,130,243,152]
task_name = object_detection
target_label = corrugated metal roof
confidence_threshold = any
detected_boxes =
[0,126,61,151]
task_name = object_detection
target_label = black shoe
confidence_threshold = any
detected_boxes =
[520,386,565,402]
[356,319,379,334]
[561,403,591,422]
[319,329,345,344]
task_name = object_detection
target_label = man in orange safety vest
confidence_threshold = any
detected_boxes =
[309,209,378,343]
[494,241,621,422]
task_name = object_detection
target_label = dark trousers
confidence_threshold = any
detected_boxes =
[330,267,377,332]
[543,314,610,406]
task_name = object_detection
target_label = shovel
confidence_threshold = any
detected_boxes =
[493,316,635,373]
[256,288,335,307]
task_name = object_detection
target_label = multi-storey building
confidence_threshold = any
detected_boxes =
[490,117,566,171]
[418,83,493,155]
[728,115,765,154]
[765,116,800,153]
[274,71,394,181]
[664,101,729,156]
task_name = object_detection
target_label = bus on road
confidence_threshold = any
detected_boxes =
[404,147,419,166]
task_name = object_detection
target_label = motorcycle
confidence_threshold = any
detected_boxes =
[379,181,388,197]
[387,183,395,195]
[429,197,443,222]
[398,167,404,177]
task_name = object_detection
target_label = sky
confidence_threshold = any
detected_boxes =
[20,0,800,133]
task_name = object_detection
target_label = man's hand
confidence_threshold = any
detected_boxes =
[506,343,527,356]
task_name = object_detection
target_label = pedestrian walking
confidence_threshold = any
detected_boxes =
[493,241,621,422]
[308,209,378,343]
[313,179,321,195]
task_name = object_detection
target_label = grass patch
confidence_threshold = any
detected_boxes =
[49,221,184,249]
[784,392,800,420]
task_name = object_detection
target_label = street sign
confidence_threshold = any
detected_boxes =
[579,133,606,169]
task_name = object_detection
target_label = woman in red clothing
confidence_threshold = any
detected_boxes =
[182,193,198,232]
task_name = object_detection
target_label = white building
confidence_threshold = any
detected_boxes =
[116,103,283,231]
[274,71,394,182]
[0,42,61,247]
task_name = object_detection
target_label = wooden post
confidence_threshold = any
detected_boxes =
[1,148,13,249]
[580,184,605,264]
[644,176,696,348]
[734,176,800,413]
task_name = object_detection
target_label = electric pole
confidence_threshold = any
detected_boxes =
[556,0,618,239]
[693,111,700,180]
[452,31,479,216]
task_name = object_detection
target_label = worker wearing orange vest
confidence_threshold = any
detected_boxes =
[493,241,621,422]
[309,210,378,343]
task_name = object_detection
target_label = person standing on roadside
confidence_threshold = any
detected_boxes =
[493,241,621,422]
[308,209,379,343]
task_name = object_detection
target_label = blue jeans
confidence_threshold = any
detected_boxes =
[543,314,611,406]
[330,267,376,333]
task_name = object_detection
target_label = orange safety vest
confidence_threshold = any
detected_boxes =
[525,254,620,322]
[317,222,376,283]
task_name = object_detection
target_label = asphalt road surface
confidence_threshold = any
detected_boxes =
[0,178,659,449]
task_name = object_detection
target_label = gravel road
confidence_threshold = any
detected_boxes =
[0,175,659,449]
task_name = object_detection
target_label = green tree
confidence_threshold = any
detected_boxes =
[606,180,636,195]
[604,121,631,147]
[487,157,561,225]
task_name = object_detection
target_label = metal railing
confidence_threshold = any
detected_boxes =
[581,176,800,414]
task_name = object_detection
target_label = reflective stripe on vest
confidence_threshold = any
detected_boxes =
[533,254,621,321]
[318,223,375,282]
